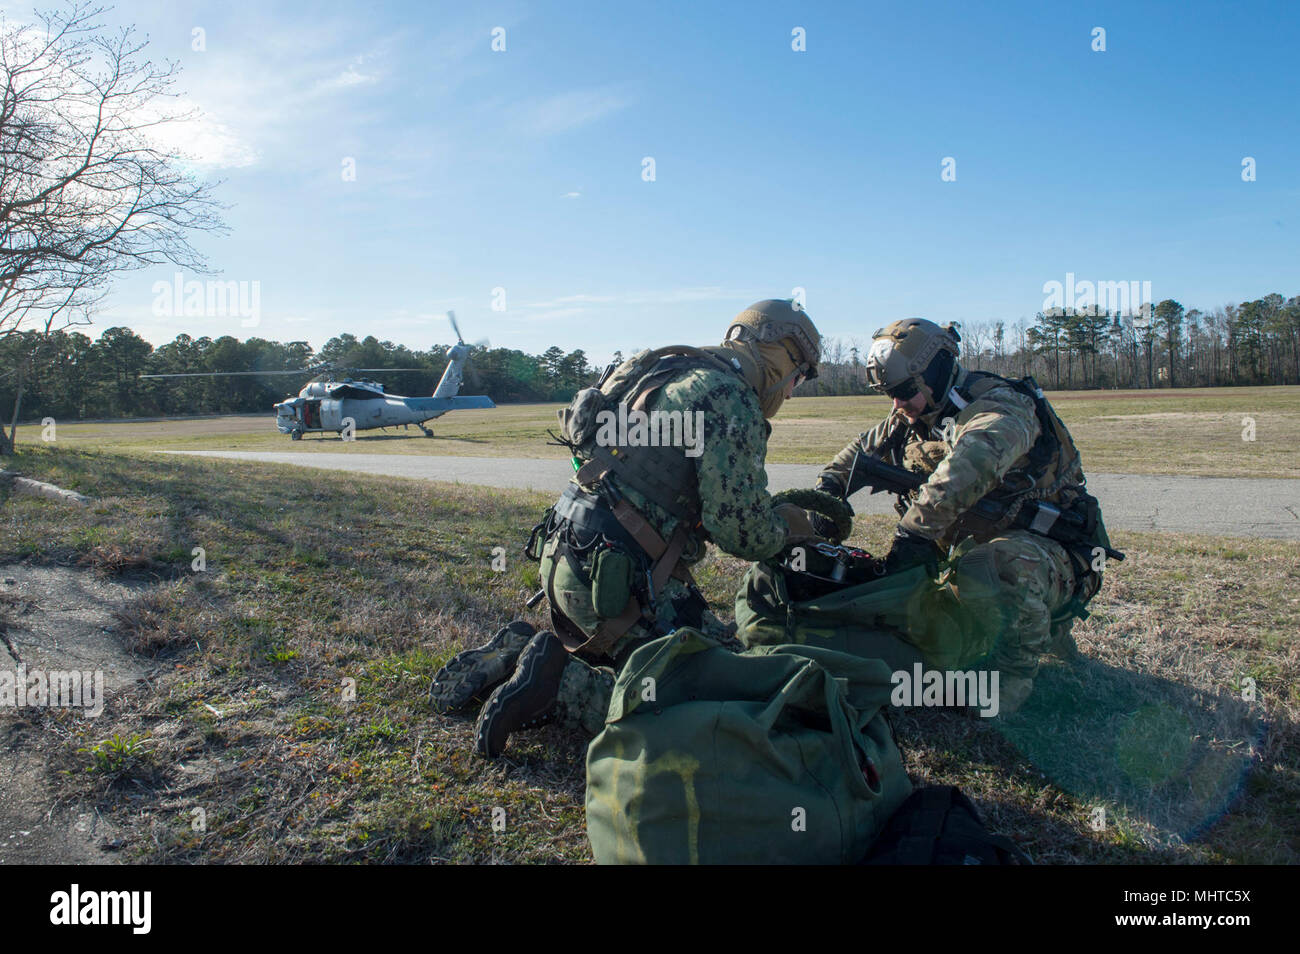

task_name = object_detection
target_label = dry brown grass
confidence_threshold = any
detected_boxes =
[3,445,1295,864]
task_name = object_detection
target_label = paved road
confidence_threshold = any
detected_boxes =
[164,451,1300,540]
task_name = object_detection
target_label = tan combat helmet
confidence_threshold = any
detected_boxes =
[865,318,962,411]
[721,299,821,417]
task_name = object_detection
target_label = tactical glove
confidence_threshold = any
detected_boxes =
[883,526,940,576]
[814,474,844,498]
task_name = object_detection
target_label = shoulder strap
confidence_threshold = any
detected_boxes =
[946,370,1004,411]
[946,371,1073,489]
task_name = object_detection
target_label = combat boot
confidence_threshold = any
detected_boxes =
[475,630,568,758]
[996,674,1035,716]
[1047,619,1079,661]
[429,620,536,714]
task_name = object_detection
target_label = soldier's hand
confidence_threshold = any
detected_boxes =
[775,503,817,540]
[882,526,940,576]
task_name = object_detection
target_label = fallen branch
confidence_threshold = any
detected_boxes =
[0,470,92,506]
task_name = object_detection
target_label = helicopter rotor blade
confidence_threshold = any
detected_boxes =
[447,310,464,345]
[139,369,312,378]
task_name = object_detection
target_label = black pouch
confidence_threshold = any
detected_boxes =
[524,507,557,562]
[862,785,1031,865]
[590,547,635,618]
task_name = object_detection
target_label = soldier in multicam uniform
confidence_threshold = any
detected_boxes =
[813,318,1117,714]
[430,300,824,756]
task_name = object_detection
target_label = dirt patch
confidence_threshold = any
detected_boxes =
[0,565,154,864]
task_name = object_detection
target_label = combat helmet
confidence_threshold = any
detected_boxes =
[720,299,821,417]
[865,318,961,411]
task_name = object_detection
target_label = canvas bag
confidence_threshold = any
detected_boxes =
[735,562,999,672]
[585,629,912,865]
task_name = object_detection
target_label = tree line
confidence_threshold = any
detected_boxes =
[3,291,1297,423]
[0,329,599,421]
[802,293,1300,395]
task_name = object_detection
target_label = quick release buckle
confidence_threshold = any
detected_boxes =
[1028,502,1062,535]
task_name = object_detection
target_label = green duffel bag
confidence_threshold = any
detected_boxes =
[585,629,912,865]
[735,561,998,672]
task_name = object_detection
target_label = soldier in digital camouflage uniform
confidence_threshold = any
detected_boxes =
[430,299,823,756]
[813,318,1116,714]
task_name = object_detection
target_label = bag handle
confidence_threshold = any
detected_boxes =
[605,630,711,723]
[753,660,876,801]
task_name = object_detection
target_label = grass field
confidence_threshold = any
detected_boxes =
[2,445,1295,864]
[17,385,1300,478]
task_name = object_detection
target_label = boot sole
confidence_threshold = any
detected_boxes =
[429,623,535,714]
[429,647,513,713]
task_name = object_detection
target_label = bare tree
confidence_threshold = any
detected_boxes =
[0,1,224,452]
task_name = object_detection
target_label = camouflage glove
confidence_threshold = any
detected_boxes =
[773,488,854,542]
[809,512,843,542]
[882,526,940,577]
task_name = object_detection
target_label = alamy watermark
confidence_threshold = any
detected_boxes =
[1042,272,1152,317]
[1,665,104,716]
[890,663,1000,718]
[151,272,261,327]
[595,403,705,458]
[49,884,150,934]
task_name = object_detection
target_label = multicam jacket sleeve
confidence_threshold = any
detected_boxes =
[815,411,903,499]
[896,384,1041,540]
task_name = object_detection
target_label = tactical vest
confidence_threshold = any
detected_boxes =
[541,346,749,656]
[953,371,1083,500]
[886,371,1084,517]
[886,371,1114,622]
[557,346,744,523]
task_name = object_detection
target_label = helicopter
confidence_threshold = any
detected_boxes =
[142,312,495,440]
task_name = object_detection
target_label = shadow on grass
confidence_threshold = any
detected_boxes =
[995,656,1267,847]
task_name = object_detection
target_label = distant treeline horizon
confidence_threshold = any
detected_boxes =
[3,292,1298,423]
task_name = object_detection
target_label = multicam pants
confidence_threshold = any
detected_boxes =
[947,530,1078,681]
[540,534,732,737]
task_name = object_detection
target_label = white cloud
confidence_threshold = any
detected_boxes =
[144,99,261,169]
[320,66,378,90]
[561,191,581,198]
[520,293,616,309]
[520,87,630,136]
[623,287,743,305]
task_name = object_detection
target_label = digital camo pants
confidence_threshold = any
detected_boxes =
[541,536,730,736]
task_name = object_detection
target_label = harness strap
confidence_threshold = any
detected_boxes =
[610,497,696,590]
[548,485,697,657]
[552,593,643,656]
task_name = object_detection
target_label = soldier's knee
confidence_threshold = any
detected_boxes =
[957,534,1070,596]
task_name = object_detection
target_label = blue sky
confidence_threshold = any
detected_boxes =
[13,0,1298,362]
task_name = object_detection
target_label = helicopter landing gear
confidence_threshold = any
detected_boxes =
[417,423,434,437]
[290,429,303,441]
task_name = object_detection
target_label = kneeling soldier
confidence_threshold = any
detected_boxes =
[431,300,824,755]
[814,319,1120,714]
